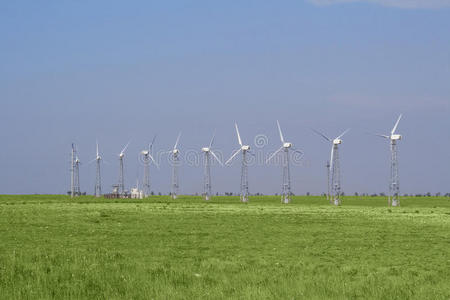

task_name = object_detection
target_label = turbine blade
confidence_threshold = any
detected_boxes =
[310,128,331,142]
[174,132,181,150]
[149,135,157,151]
[120,140,131,155]
[210,150,223,166]
[148,153,159,168]
[391,114,402,135]
[266,146,284,163]
[276,120,285,143]
[225,148,242,165]
[374,133,390,139]
[235,123,242,146]
[96,139,99,157]
[209,130,216,148]
[291,147,303,154]
[337,128,350,139]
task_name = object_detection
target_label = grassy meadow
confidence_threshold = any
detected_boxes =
[0,195,449,299]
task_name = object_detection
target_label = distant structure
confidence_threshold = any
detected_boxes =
[225,123,251,203]
[74,155,81,196]
[130,179,144,199]
[141,135,157,197]
[201,132,223,200]
[117,141,130,196]
[70,143,75,197]
[267,120,301,204]
[326,160,330,203]
[312,128,350,206]
[168,132,181,199]
[94,140,102,197]
[70,143,81,197]
[376,114,403,206]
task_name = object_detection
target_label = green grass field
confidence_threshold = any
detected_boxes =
[1,195,449,299]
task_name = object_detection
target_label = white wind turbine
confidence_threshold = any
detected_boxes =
[266,120,301,204]
[117,141,130,195]
[167,132,181,199]
[375,114,403,207]
[311,128,350,206]
[225,123,252,203]
[70,143,81,197]
[94,140,102,197]
[202,132,223,200]
[74,153,81,196]
[141,135,157,197]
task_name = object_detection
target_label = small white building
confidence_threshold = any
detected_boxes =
[130,187,143,199]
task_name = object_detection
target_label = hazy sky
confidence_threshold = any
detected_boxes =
[1,0,449,195]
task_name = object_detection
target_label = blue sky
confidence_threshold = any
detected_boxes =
[0,0,449,195]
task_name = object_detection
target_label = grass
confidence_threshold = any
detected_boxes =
[0,195,449,299]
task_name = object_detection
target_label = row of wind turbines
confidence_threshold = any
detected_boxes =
[70,115,403,206]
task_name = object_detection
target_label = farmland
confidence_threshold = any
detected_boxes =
[0,195,449,299]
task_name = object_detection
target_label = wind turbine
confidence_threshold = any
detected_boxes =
[326,160,330,203]
[70,143,81,197]
[225,123,251,203]
[70,143,76,197]
[117,141,130,196]
[201,132,223,200]
[375,114,403,207]
[266,120,301,204]
[94,140,102,197]
[168,132,181,199]
[74,153,81,196]
[311,128,350,206]
[141,135,157,197]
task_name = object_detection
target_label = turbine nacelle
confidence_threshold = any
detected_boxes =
[241,145,250,151]
[390,134,402,141]
[96,155,101,160]
[141,150,149,156]
[283,142,292,148]
[333,139,342,145]
[202,147,210,152]
[173,149,179,154]
[119,153,125,158]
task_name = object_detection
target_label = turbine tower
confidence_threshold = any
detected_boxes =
[74,153,81,196]
[326,160,330,203]
[70,143,76,197]
[141,136,157,197]
[168,132,181,199]
[225,123,252,203]
[376,114,403,207]
[94,140,102,197]
[201,132,223,200]
[267,120,301,204]
[312,128,350,206]
[117,141,130,196]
